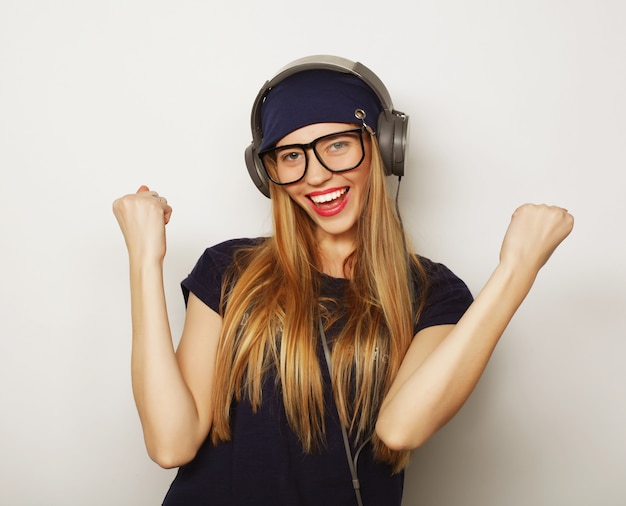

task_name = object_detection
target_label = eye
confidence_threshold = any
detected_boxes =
[329,140,348,152]
[320,133,358,156]
[279,150,303,163]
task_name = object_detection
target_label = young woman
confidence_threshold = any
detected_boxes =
[113,56,573,505]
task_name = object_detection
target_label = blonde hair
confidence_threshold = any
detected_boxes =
[211,135,428,472]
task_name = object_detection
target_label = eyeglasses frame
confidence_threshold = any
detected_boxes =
[258,126,367,186]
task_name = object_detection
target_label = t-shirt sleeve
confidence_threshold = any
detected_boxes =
[413,258,474,335]
[181,238,259,313]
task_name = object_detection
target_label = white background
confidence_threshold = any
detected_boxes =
[1,1,625,505]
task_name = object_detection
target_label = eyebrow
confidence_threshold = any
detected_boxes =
[275,128,361,149]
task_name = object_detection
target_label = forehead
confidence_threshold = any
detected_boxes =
[277,122,359,146]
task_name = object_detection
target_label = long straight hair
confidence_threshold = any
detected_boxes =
[210,135,428,472]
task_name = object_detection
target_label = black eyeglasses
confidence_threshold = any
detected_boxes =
[258,127,366,185]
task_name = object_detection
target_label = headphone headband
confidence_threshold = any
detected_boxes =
[245,55,409,197]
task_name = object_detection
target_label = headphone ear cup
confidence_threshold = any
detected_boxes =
[376,111,394,176]
[376,111,409,177]
[245,143,271,198]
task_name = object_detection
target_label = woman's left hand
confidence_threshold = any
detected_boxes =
[377,204,574,451]
[499,203,574,274]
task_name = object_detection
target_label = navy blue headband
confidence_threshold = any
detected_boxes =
[259,69,383,151]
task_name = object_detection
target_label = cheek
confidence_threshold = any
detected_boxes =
[281,185,311,213]
[283,185,302,202]
[355,161,372,191]
[359,144,373,182]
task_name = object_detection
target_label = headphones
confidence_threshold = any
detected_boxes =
[244,55,409,198]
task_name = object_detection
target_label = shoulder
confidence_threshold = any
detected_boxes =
[181,237,267,310]
[418,256,469,289]
[413,256,474,334]
[203,237,266,262]
[191,236,268,277]
[198,237,265,271]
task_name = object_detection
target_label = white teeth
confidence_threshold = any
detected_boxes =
[310,188,347,204]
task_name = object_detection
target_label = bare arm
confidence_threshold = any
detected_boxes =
[376,204,574,450]
[113,187,219,468]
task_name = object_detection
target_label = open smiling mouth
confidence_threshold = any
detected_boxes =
[308,188,349,209]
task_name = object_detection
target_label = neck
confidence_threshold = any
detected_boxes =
[316,234,356,279]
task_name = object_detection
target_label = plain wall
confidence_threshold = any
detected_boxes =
[1,1,624,504]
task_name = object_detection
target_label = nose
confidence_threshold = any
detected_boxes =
[304,149,332,186]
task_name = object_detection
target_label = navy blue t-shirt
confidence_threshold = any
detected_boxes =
[163,238,473,506]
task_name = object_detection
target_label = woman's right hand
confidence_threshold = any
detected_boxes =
[112,185,173,263]
[113,186,217,467]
